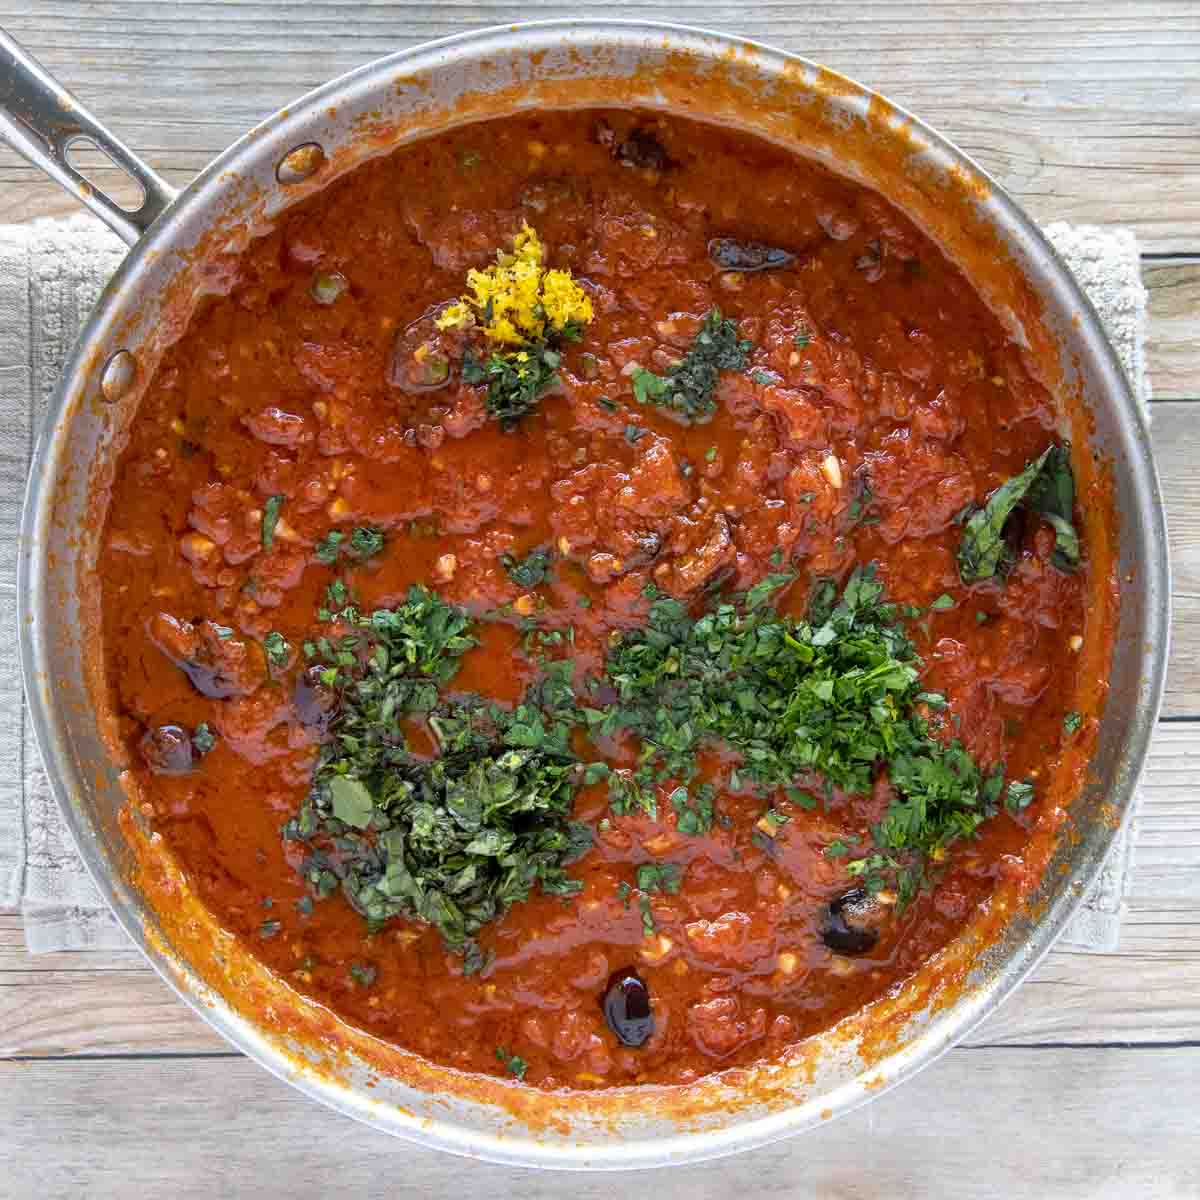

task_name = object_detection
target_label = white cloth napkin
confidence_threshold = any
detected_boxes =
[0,215,1149,954]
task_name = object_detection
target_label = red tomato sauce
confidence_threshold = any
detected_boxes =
[100,109,1098,1088]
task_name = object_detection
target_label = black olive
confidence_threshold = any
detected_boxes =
[386,312,454,395]
[708,237,796,273]
[602,967,654,1047]
[614,128,671,172]
[140,724,194,775]
[179,659,241,700]
[821,888,880,956]
[293,665,337,735]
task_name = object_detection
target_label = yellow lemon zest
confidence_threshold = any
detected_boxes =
[435,223,593,346]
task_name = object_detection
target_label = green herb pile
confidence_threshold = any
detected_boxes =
[285,585,590,970]
[631,308,751,422]
[589,568,1005,901]
[285,563,1028,951]
[463,339,570,431]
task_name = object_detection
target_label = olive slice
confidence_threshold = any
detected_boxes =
[708,238,796,273]
[140,724,194,776]
[293,665,338,735]
[821,887,880,956]
[614,128,671,171]
[602,967,654,1047]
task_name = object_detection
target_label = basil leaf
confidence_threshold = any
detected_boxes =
[957,448,1052,583]
[1026,444,1080,570]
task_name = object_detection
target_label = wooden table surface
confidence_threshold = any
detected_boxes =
[2,3,1197,1195]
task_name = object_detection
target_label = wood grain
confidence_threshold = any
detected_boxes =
[3,727,1198,1056]
[1146,262,1200,399]
[1154,403,1200,717]
[2,1048,1198,1197]
[1,1,1198,250]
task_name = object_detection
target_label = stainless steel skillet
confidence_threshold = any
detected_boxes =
[0,19,1169,1170]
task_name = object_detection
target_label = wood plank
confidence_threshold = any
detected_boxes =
[3,726,1198,1055]
[1154,403,1200,717]
[1,1,1198,251]
[2,1047,1198,1196]
[1146,261,1200,400]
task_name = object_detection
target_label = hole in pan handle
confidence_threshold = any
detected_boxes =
[0,24,178,246]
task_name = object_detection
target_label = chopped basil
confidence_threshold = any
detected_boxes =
[327,776,374,829]
[284,586,588,953]
[261,495,285,551]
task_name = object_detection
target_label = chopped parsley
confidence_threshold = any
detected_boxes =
[261,495,284,551]
[191,722,215,756]
[500,546,554,589]
[670,784,715,836]
[463,343,565,430]
[314,525,386,565]
[638,894,656,936]
[929,593,956,611]
[349,962,377,988]
[495,1046,527,1080]
[597,565,1011,898]
[636,862,683,895]
[1063,711,1083,735]
[630,309,751,422]
[263,631,290,671]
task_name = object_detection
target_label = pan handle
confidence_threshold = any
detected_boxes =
[0,26,177,246]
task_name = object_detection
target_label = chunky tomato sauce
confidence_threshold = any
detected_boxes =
[100,109,1095,1088]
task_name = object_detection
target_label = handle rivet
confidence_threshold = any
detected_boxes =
[100,349,136,403]
[276,142,326,184]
